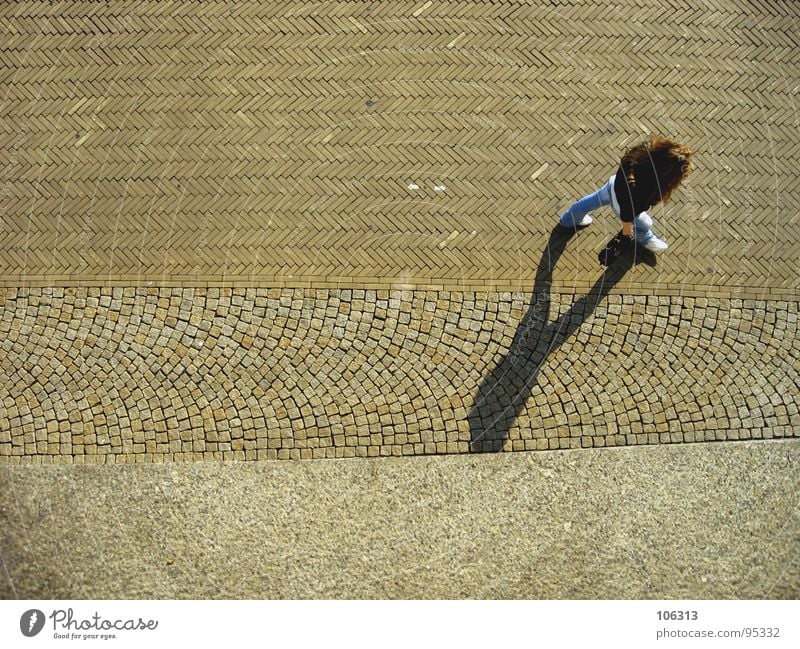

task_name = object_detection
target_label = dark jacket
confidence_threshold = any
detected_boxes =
[613,162,660,222]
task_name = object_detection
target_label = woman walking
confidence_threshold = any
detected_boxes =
[558,136,693,252]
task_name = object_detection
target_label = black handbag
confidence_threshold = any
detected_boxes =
[598,231,634,266]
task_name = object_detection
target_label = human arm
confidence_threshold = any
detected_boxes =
[614,165,641,239]
[621,221,633,238]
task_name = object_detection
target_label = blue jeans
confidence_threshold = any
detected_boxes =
[559,178,656,245]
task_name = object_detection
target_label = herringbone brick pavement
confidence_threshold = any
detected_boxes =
[1,0,798,297]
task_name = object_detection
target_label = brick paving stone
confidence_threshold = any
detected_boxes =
[0,1,797,298]
[1,1,800,461]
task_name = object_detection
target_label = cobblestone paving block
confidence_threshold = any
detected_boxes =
[0,287,798,463]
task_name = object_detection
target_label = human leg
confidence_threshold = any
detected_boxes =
[633,212,655,244]
[558,181,612,228]
[634,212,669,252]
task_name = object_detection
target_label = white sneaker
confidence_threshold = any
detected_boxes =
[559,214,593,228]
[644,237,669,253]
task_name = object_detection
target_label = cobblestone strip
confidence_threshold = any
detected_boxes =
[0,287,797,463]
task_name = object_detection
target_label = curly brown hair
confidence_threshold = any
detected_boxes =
[620,136,692,207]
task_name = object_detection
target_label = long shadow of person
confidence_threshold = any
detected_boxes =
[468,226,655,452]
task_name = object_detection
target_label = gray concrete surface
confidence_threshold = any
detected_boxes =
[2,440,799,599]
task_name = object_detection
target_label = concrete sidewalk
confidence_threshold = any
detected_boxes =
[2,440,799,599]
